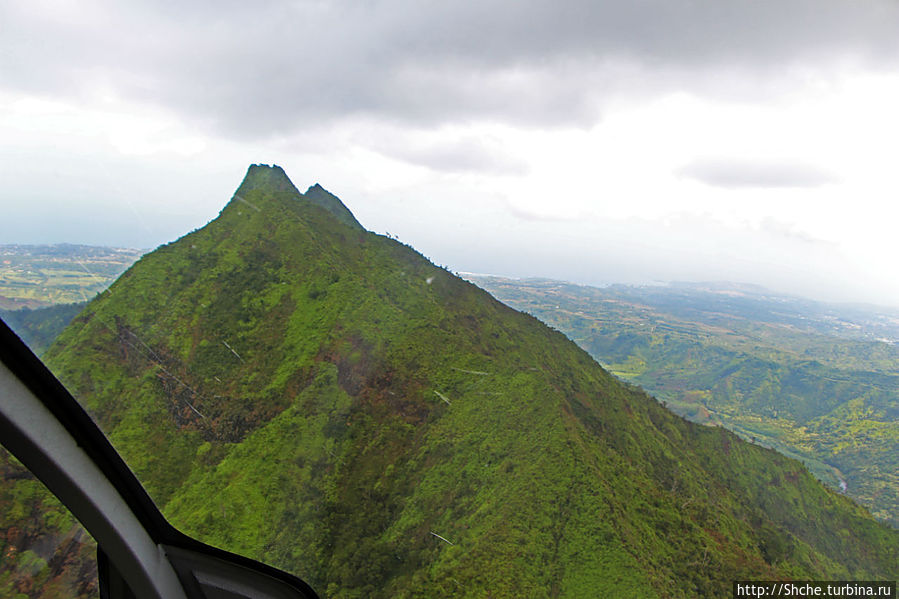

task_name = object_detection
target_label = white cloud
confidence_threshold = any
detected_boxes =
[3,1,899,306]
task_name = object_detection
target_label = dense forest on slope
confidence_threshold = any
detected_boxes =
[3,166,897,597]
[467,276,899,528]
[0,447,97,597]
[0,303,86,356]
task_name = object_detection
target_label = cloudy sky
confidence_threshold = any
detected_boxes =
[3,0,899,306]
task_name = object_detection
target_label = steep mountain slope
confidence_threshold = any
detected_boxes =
[24,165,899,596]
[0,447,97,597]
[465,276,899,527]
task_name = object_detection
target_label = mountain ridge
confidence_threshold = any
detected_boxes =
[5,165,896,597]
[465,274,899,527]
[231,164,363,231]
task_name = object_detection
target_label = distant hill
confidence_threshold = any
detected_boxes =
[466,275,899,527]
[4,165,897,597]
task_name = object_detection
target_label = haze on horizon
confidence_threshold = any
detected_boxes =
[3,1,899,307]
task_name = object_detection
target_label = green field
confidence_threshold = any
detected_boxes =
[0,244,143,309]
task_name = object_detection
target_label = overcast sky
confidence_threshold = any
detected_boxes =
[3,0,899,306]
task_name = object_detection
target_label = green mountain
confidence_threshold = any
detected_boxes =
[303,183,364,231]
[5,165,898,597]
[465,276,899,528]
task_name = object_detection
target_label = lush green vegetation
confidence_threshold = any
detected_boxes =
[1,303,86,356]
[0,448,97,598]
[468,276,899,528]
[5,165,898,597]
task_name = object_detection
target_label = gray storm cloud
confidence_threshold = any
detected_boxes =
[677,159,838,189]
[361,133,530,175]
[3,0,899,140]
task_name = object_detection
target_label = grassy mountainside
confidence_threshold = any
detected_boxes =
[466,276,899,528]
[9,165,897,597]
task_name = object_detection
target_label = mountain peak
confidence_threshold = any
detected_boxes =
[231,165,364,231]
[235,163,300,196]
[303,182,364,230]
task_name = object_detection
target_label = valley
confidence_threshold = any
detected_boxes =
[466,276,899,527]
[0,244,141,310]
